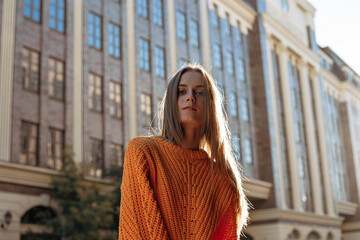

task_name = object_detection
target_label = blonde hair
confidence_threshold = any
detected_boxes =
[158,63,249,233]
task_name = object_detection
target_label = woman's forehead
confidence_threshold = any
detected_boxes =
[179,71,205,86]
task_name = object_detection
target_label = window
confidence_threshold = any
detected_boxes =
[307,26,318,53]
[48,58,64,100]
[24,0,41,22]
[88,73,102,112]
[47,128,64,170]
[232,134,241,161]
[189,19,199,47]
[89,139,104,178]
[152,0,163,26]
[243,138,252,164]
[238,57,245,82]
[155,46,165,77]
[109,81,122,118]
[20,121,38,166]
[110,143,123,167]
[141,93,152,124]
[50,0,65,33]
[139,38,150,71]
[178,58,187,68]
[241,98,249,121]
[211,5,219,27]
[224,14,231,35]
[176,11,186,40]
[229,92,237,117]
[281,0,289,11]
[213,44,222,69]
[137,0,148,18]
[22,48,40,92]
[225,51,234,75]
[108,23,121,58]
[235,22,242,42]
[88,12,102,49]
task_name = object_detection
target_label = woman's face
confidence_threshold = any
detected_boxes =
[177,71,206,129]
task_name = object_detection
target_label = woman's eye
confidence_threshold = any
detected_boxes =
[178,90,185,95]
[195,91,204,95]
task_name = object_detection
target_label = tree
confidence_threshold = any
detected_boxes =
[23,150,123,240]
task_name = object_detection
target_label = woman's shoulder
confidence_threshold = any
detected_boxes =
[127,136,165,152]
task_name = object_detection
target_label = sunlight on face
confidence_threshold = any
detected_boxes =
[177,71,206,129]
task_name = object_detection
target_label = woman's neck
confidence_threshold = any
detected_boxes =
[181,127,201,149]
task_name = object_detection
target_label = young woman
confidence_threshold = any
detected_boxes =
[118,63,248,239]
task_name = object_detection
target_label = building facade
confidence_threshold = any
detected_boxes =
[0,0,359,239]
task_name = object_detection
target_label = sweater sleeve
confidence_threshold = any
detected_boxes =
[118,139,169,240]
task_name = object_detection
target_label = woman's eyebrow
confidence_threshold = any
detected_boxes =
[178,84,205,88]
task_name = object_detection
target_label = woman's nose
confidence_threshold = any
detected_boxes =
[186,94,195,103]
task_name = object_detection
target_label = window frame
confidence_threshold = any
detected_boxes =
[88,73,103,112]
[109,81,122,119]
[20,121,39,166]
[88,12,102,50]
[48,57,65,101]
[176,11,186,40]
[49,0,65,33]
[139,37,150,71]
[108,22,121,59]
[22,47,40,93]
[89,138,104,178]
[24,0,42,23]
[154,46,165,78]
[47,127,65,170]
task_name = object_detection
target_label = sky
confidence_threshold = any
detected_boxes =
[307,0,360,74]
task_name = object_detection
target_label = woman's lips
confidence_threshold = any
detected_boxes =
[183,106,197,111]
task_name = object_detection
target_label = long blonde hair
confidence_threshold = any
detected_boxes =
[158,63,248,233]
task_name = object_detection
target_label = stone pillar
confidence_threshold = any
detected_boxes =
[298,60,323,215]
[277,44,302,211]
[199,0,211,71]
[0,0,17,162]
[311,70,335,216]
[265,37,287,210]
[127,0,137,139]
[167,0,177,74]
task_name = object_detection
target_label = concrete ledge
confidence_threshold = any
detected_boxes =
[249,208,344,227]
[337,201,358,216]
[243,178,272,200]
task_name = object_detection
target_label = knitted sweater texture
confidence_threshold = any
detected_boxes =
[118,136,237,239]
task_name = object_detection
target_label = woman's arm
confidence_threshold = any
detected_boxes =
[118,139,169,240]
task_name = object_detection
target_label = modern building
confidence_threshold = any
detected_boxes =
[0,0,359,239]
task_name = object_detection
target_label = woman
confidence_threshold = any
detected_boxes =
[118,63,248,239]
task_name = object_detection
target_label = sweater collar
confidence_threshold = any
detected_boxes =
[155,137,209,160]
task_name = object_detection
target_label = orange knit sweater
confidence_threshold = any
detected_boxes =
[118,137,238,239]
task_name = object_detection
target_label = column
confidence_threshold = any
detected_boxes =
[298,60,323,215]
[311,70,335,216]
[200,0,211,71]
[277,44,302,211]
[73,0,83,163]
[0,0,17,161]
[265,36,287,209]
[167,0,177,74]
[127,0,137,138]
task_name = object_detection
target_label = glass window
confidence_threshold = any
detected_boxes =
[22,48,40,93]
[224,14,231,35]
[88,12,102,49]
[47,128,64,170]
[50,0,65,33]
[24,0,41,22]
[89,139,104,178]
[110,143,123,167]
[241,97,249,121]
[225,51,234,75]
[229,92,237,117]
[20,121,38,166]
[189,19,199,47]
[243,138,252,164]
[152,0,163,26]
[155,46,165,78]
[48,58,64,100]
[234,22,242,42]
[237,57,245,82]
[108,23,121,58]
[211,5,219,27]
[232,134,241,161]
[88,73,102,112]
[213,44,222,69]
[139,38,150,71]
[141,93,152,125]
[281,0,289,11]
[137,0,148,18]
[176,11,186,40]
[178,58,187,68]
[109,81,122,118]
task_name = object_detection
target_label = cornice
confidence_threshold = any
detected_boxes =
[337,201,358,216]
[243,178,272,200]
[249,208,344,227]
[262,12,320,68]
